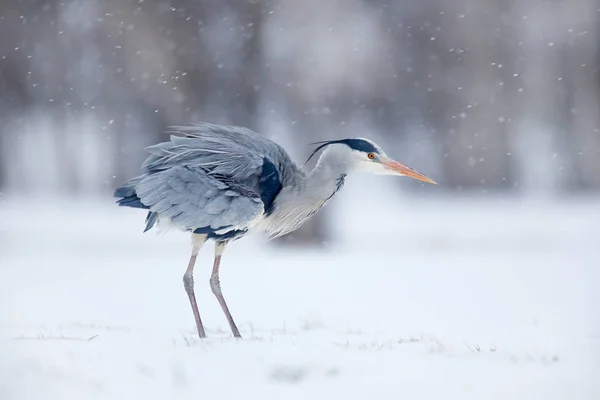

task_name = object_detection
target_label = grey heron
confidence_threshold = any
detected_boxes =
[115,123,436,338]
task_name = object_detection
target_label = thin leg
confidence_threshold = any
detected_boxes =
[183,234,208,339]
[209,241,241,338]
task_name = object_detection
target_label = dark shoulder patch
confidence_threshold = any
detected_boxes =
[259,158,282,215]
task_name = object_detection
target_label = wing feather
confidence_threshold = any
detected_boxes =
[135,166,262,232]
[142,123,302,186]
[118,123,303,234]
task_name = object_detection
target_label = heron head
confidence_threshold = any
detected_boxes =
[307,138,437,184]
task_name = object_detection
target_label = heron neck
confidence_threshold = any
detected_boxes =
[305,149,350,194]
[258,150,349,238]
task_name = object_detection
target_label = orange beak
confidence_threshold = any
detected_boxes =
[382,159,437,184]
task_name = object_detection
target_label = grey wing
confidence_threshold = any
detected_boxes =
[141,123,302,186]
[134,165,263,232]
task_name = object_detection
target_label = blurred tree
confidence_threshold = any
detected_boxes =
[0,0,598,229]
[564,0,600,190]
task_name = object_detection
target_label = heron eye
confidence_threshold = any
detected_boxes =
[367,153,375,160]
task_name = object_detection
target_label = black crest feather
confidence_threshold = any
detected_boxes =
[305,139,380,164]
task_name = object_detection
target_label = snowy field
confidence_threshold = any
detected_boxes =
[1,188,599,399]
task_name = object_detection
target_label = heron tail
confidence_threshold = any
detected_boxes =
[114,176,148,209]
[114,176,160,232]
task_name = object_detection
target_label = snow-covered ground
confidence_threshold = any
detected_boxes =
[1,189,599,399]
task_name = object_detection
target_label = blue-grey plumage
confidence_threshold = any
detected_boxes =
[114,122,436,339]
[116,123,304,240]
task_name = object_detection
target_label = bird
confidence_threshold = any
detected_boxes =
[114,122,436,339]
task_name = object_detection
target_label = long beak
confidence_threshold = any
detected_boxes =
[381,158,437,184]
